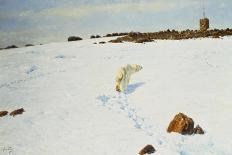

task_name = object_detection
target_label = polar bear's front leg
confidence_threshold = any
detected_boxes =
[115,72,123,92]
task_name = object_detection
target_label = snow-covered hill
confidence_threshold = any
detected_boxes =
[1,37,232,155]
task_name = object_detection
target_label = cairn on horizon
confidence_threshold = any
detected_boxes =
[199,0,209,31]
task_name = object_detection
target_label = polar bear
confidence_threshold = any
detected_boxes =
[115,64,143,92]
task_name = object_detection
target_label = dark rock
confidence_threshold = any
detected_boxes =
[25,44,34,47]
[109,39,122,43]
[139,145,156,155]
[68,36,82,42]
[5,45,18,49]
[90,35,96,39]
[0,111,8,117]
[193,125,204,134]
[105,34,112,37]
[93,42,97,44]
[167,113,194,135]
[95,35,101,38]
[99,41,106,44]
[10,108,25,117]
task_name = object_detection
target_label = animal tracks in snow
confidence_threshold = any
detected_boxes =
[0,70,66,89]
[97,93,154,136]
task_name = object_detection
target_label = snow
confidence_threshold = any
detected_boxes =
[0,37,232,155]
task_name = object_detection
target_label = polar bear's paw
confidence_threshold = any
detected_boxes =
[116,85,121,92]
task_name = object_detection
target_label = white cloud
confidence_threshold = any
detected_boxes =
[19,0,199,19]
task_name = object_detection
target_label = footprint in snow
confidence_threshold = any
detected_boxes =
[55,55,66,59]
[26,65,37,74]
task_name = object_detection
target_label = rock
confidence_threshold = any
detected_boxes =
[25,44,34,47]
[108,39,122,43]
[90,35,96,39]
[93,42,97,44]
[68,36,82,42]
[193,125,204,134]
[5,45,18,49]
[10,108,25,117]
[167,113,194,135]
[99,41,106,44]
[135,38,153,43]
[139,145,156,155]
[95,35,101,38]
[105,34,112,37]
[0,111,8,117]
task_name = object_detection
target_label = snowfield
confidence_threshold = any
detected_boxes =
[0,37,232,155]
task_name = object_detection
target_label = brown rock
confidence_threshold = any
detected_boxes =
[167,113,194,135]
[109,39,122,43]
[139,145,156,155]
[193,125,204,134]
[135,38,153,43]
[0,111,8,117]
[10,108,25,117]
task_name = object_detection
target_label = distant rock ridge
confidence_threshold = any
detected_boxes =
[109,28,232,43]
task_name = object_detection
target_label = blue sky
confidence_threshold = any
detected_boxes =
[0,0,231,47]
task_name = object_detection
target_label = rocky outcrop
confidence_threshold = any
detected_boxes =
[139,145,156,155]
[10,108,25,117]
[68,36,82,42]
[0,111,8,117]
[109,28,232,43]
[167,113,204,135]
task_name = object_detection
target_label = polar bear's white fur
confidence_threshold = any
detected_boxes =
[115,64,143,92]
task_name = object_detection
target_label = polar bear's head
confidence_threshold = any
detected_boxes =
[132,64,143,72]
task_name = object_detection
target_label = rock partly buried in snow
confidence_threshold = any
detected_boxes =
[5,45,18,49]
[139,144,156,155]
[167,113,194,135]
[193,125,204,134]
[25,44,34,47]
[10,108,25,117]
[135,38,153,43]
[0,111,8,117]
[68,36,83,42]
[167,113,204,135]
[95,35,101,38]
[99,41,106,44]
[90,35,96,39]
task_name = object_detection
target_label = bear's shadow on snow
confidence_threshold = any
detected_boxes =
[126,82,145,94]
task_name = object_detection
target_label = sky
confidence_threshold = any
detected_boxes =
[0,0,231,47]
